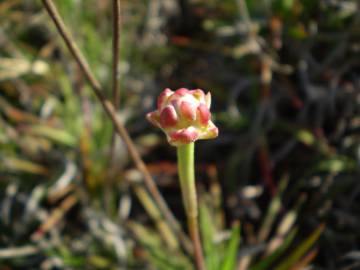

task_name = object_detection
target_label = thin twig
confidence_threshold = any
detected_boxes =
[41,0,191,253]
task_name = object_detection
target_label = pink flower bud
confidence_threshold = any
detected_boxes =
[146,88,219,146]
[197,103,210,125]
[160,106,178,127]
[180,101,197,121]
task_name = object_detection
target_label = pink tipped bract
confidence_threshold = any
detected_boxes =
[146,88,219,146]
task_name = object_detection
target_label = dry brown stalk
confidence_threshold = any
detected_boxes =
[41,0,191,254]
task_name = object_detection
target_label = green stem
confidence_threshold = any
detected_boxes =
[177,143,206,270]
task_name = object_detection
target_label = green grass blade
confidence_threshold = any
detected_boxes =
[250,229,297,270]
[30,125,76,147]
[200,201,220,270]
[274,224,325,270]
[220,221,241,270]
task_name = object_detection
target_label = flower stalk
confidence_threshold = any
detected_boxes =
[177,142,206,270]
[147,87,218,269]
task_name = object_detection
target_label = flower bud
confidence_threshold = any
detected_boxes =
[147,88,219,146]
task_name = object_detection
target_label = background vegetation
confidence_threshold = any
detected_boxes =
[0,0,359,269]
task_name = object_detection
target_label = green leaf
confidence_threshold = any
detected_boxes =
[274,224,324,270]
[220,221,241,270]
[2,157,48,174]
[296,130,315,146]
[282,0,295,10]
[316,156,356,173]
[250,229,297,270]
[273,0,295,15]
[30,125,76,147]
[258,175,289,242]
[88,255,112,269]
[128,221,192,270]
[200,201,220,270]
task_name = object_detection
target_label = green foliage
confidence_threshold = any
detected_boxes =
[274,224,324,270]
[220,222,241,270]
[250,229,297,270]
[200,202,221,270]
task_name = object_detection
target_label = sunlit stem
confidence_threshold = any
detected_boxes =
[177,142,206,270]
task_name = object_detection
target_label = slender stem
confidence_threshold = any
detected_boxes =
[112,0,121,109]
[41,0,192,254]
[105,0,122,214]
[177,143,206,270]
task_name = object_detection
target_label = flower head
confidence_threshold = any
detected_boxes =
[147,88,218,146]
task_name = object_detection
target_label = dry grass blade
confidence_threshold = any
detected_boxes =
[132,183,179,250]
[2,157,48,175]
[31,194,78,241]
[0,245,39,259]
[40,0,191,253]
[290,248,318,270]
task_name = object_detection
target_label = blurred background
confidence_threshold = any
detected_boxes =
[0,0,359,269]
